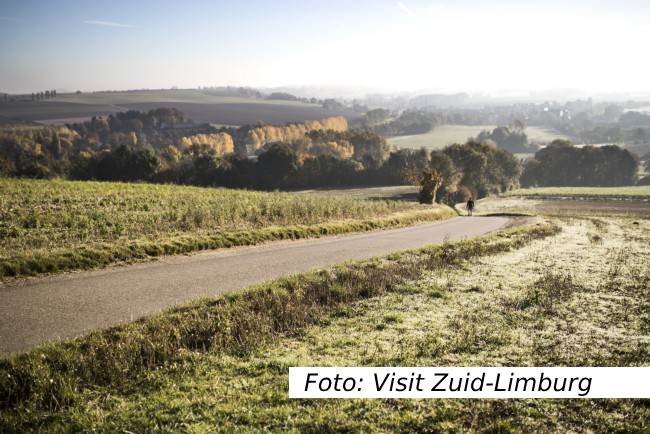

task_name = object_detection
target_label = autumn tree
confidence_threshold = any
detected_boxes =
[402,167,441,204]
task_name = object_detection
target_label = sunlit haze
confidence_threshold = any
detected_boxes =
[1,0,650,96]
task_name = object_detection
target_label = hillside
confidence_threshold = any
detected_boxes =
[0,89,362,126]
[0,178,453,278]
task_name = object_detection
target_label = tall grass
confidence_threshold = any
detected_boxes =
[0,179,445,278]
[0,222,559,422]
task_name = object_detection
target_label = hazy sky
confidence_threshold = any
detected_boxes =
[1,0,649,95]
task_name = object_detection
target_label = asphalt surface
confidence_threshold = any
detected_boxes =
[0,216,510,355]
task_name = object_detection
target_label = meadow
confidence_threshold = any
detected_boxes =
[0,178,452,279]
[2,200,648,431]
[53,89,315,106]
[387,124,569,149]
[0,89,359,126]
[297,185,419,201]
[0,222,561,431]
[121,101,358,126]
[0,101,121,123]
[464,186,650,219]
[0,186,648,431]
[506,185,650,199]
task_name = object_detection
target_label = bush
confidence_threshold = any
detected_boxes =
[418,188,434,204]
[452,185,473,203]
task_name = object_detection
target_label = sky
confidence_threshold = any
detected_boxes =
[1,0,650,96]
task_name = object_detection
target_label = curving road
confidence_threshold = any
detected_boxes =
[0,216,509,355]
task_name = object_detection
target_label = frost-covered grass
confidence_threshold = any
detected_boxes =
[0,224,559,431]
[45,217,643,433]
[2,184,648,431]
[471,195,650,218]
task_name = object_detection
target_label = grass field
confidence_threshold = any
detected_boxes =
[475,196,650,218]
[0,101,122,122]
[0,89,360,125]
[53,89,316,106]
[387,125,569,149]
[0,179,453,279]
[121,101,359,126]
[465,186,650,218]
[2,209,648,431]
[0,223,563,431]
[297,185,419,201]
[0,186,648,431]
[506,186,650,199]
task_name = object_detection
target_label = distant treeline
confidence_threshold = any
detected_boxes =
[368,110,444,136]
[364,111,533,154]
[1,90,58,103]
[0,108,643,201]
[477,123,538,153]
[0,108,522,201]
[361,99,650,162]
[521,140,639,187]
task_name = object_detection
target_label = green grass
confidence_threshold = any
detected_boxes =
[0,222,561,431]
[52,89,320,107]
[0,101,121,122]
[3,217,644,433]
[0,179,453,279]
[0,89,340,124]
[466,195,650,218]
[506,186,650,198]
[524,126,571,143]
[387,125,569,149]
[2,197,647,432]
[297,185,418,200]
[387,125,496,149]
[2,181,647,431]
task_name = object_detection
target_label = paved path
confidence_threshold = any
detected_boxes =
[0,216,509,354]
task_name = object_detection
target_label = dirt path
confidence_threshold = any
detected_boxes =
[0,216,509,354]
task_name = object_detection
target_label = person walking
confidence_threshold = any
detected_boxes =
[466,197,475,216]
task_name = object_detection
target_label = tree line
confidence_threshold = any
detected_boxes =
[31,90,57,101]
[0,108,644,202]
[476,122,537,153]
[521,140,639,187]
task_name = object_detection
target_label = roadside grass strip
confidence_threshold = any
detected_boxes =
[0,222,559,430]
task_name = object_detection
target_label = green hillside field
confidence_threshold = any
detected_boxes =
[0,178,452,278]
[0,89,360,125]
[387,125,569,149]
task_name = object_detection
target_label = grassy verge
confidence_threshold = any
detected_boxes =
[0,222,559,430]
[6,217,644,432]
[0,178,452,279]
[172,216,643,433]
